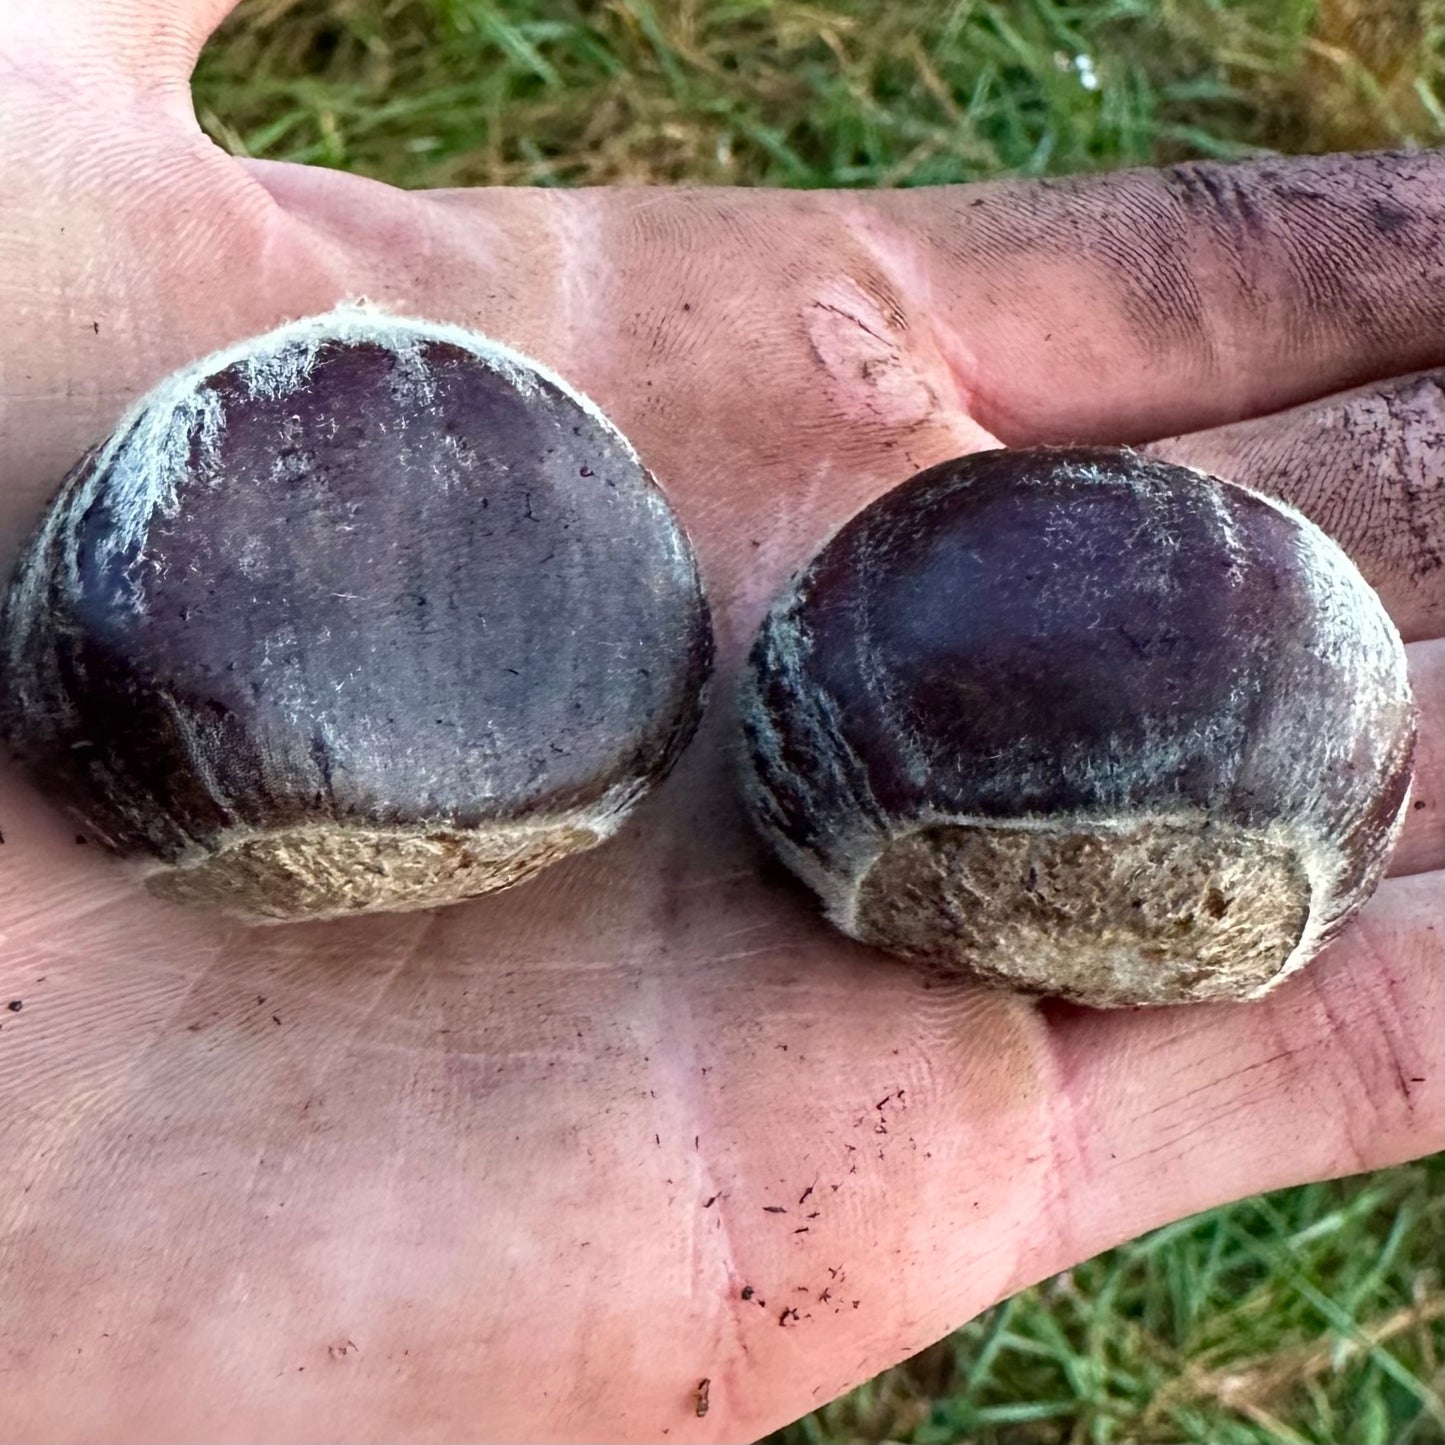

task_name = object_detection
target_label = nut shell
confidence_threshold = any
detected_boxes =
[740,447,1416,1007]
[2,307,712,920]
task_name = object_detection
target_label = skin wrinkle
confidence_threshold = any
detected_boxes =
[810,193,999,454]
[1140,1047,1308,1119]
[549,189,599,408]
[641,813,756,1392]
[1028,1004,1094,1269]
[826,195,997,426]
[632,964,752,1421]
[1298,972,1392,1175]
[1333,898,1440,1128]
[300,912,443,1098]
[1376,940,1441,1117]
[1031,1000,1313,1276]
[1093,178,1213,352]
[0,919,229,1245]
[809,219,965,445]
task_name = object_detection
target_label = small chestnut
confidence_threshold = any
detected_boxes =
[2,307,712,921]
[740,447,1416,1008]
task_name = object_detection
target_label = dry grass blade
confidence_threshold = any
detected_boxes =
[1151,1292,1445,1428]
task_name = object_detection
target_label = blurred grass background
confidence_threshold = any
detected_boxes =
[193,3,1443,1442]
[195,0,1442,186]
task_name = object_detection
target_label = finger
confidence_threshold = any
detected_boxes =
[863,150,1444,445]
[1148,371,1443,642]
[1033,870,1444,1288]
[1393,641,1444,877]
[0,1,238,91]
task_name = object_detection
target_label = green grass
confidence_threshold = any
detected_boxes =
[191,4,1444,1441]
[772,1159,1444,1445]
[195,0,1442,188]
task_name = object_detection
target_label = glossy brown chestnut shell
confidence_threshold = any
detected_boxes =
[740,447,1416,1007]
[2,308,713,921]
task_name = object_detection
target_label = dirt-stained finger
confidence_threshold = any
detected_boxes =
[866,150,1443,445]
[1148,371,1443,642]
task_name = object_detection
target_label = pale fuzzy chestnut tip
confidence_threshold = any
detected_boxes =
[739,446,1416,1008]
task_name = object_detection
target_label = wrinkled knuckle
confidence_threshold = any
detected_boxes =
[1161,154,1439,354]
[1160,160,1273,245]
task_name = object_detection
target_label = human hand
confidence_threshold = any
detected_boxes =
[0,3,1440,1440]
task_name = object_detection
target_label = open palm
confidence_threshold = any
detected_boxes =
[0,4,1440,1440]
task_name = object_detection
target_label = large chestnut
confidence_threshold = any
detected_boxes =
[739,447,1416,1007]
[2,307,712,921]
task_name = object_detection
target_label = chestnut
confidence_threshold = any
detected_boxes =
[739,447,1416,1008]
[2,307,712,921]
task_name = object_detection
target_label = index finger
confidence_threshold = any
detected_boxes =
[860,149,1443,445]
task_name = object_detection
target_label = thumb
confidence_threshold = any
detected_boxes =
[0,0,238,93]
